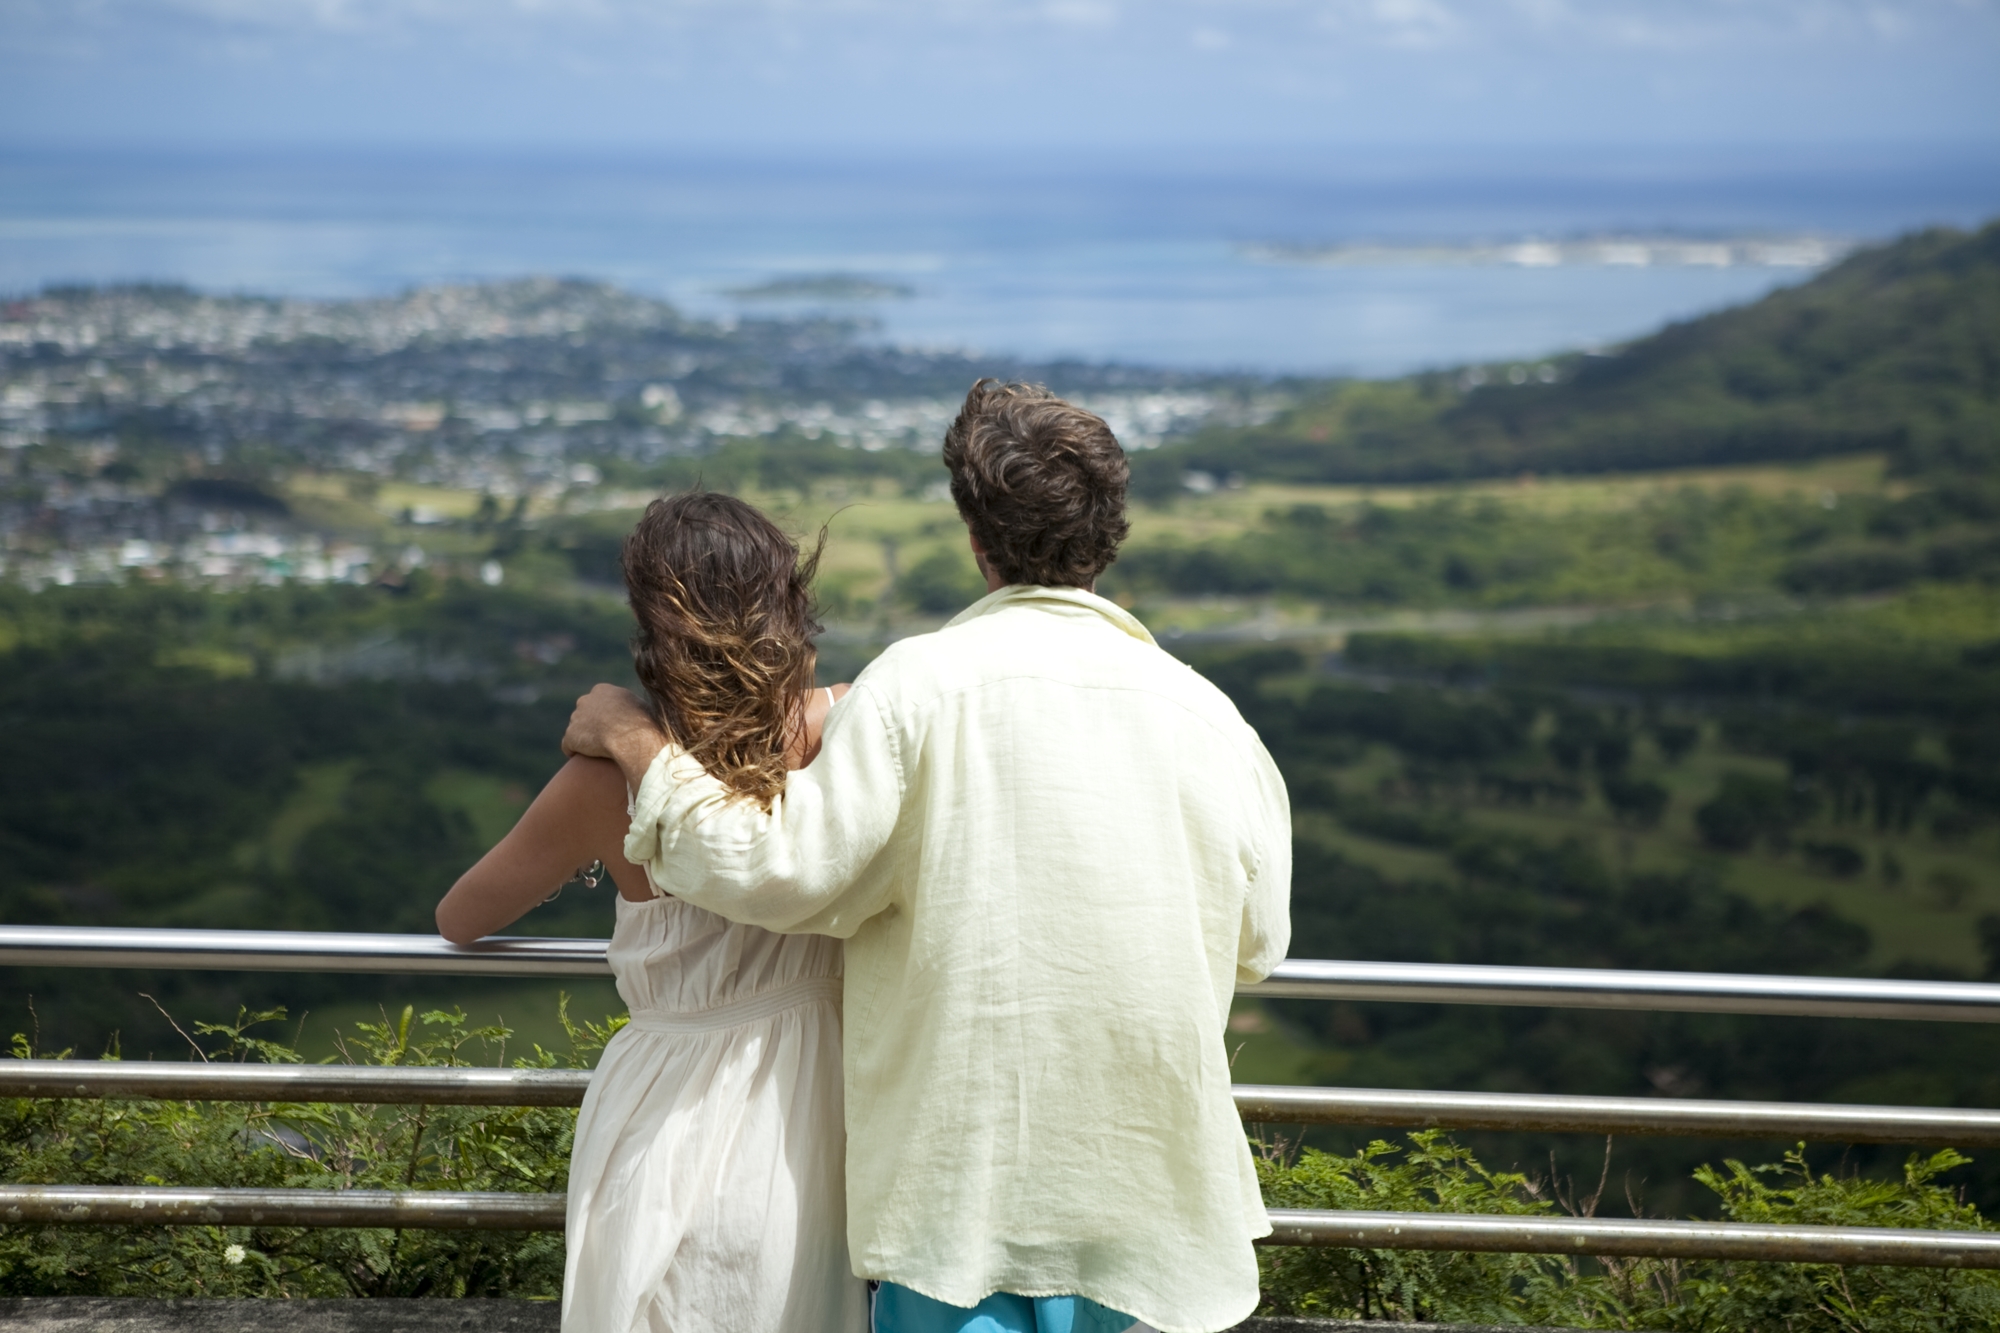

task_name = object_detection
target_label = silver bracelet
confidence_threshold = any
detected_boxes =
[544,860,606,903]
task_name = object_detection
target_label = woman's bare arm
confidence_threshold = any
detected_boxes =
[792,682,852,769]
[435,756,651,945]
[461,684,854,944]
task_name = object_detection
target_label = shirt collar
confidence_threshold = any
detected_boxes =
[944,583,1157,646]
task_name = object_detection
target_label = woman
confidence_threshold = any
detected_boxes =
[435,491,867,1333]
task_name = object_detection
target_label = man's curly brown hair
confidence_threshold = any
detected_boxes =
[621,491,822,808]
[942,379,1130,589]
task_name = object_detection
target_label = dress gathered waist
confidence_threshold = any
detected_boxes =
[622,976,842,1035]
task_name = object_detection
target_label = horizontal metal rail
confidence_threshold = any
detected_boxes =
[10,926,2000,1022]
[9,1063,2000,1149]
[6,1184,1999,1268]
[1262,1208,2000,1267]
[0,926,608,978]
[0,1186,563,1231]
[1244,957,2000,1023]
[1236,1084,2000,1147]
[0,1061,593,1106]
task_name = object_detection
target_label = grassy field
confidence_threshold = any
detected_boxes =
[758,452,1907,616]
[278,450,1911,628]
[1134,452,1900,533]
[1304,798,1995,973]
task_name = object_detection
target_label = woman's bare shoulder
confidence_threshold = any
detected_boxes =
[793,682,854,769]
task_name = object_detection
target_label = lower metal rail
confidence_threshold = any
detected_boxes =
[0,1061,593,1107]
[1237,1084,2000,1147]
[5,1185,1997,1268]
[0,1186,563,1231]
[9,1064,2000,1149]
[1262,1209,2000,1268]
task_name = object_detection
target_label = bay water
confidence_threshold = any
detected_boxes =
[3,145,1995,375]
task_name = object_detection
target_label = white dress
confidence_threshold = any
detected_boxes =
[562,892,869,1333]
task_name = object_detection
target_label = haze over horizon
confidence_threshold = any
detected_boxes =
[2,0,1996,154]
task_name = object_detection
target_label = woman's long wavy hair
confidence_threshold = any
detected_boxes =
[621,491,822,808]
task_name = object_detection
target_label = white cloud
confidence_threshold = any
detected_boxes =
[1,0,1994,146]
[1040,0,1119,27]
[1363,0,1460,47]
[11,0,1993,44]
[1503,0,1981,48]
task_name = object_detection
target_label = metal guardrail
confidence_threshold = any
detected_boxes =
[9,925,2000,1265]
[0,1061,594,1107]
[10,926,2000,1022]
[0,926,608,978]
[9,1063,2000,1149]
[1245,957,2000,1023]
[1235,1084,2000,1147]
[1261,1210,2000,1268]
[7,1185,2000,1267]
[0,1186,562,1231]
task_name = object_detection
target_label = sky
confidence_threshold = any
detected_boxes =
[1,0,1996,153]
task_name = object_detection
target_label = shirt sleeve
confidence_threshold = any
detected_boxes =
[1236,735,1293,984]
[622,682,905,937]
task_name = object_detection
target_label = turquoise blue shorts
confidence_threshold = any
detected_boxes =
[871,1281,1148,1333]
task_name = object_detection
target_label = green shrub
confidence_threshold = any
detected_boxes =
[0,1000,621,1298]
[1603,776,1670,827]
[896,547,987,615]
[1255,1130,1619,1326]
[1696,771,1815,851]
[1256,1133,2000,1331]
[1653,1147,2000,1332]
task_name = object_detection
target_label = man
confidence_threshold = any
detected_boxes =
[564,379,1291,1333]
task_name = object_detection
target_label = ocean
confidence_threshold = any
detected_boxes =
[3,145,1996,376]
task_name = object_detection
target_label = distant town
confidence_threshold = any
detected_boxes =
[0,280,1278,592]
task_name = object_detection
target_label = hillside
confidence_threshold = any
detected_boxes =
[1145,221,2000,488]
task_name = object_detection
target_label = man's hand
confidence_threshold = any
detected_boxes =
[563,684,671,790]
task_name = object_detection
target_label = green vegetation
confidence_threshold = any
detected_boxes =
[1110,473,1999,609]
[7,1005,1999,1330]
[0,1002,621,1298]
[1115,482,1826,606]
[1191,608,2000,1215]
[1145,220,2000,486]
[1257,1132,2000,1330]
[0,581,639,1054]
[1340,586,2000,724]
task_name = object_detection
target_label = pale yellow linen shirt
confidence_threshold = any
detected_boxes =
[623,584,1292,1333]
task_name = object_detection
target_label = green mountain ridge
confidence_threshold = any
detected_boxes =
[1146,220,2000,488]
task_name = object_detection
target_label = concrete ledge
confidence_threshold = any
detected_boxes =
[1239,1323,1569,1333]
[0,1301,560,1332]
[0,1301,1572,1332]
